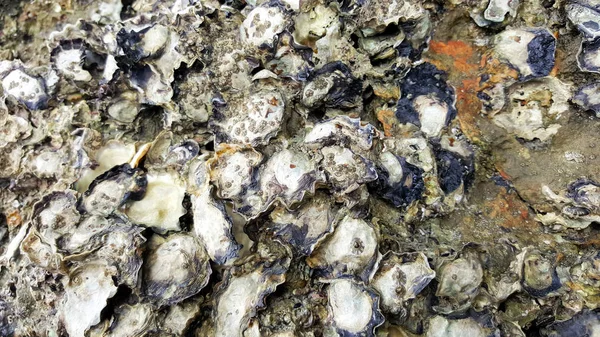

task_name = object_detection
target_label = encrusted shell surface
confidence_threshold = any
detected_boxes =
[0,60,49,110]
[371,253,435,314]
[213,257,289,337]
[142,233,212,306]
[307,214,379,281]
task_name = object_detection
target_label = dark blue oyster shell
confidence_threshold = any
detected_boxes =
[432,145,475,195]
[541,310,600,337]
[526,30,556,79]
[302,61,363,109]
[395,62,457,130]
[368,155,424,208]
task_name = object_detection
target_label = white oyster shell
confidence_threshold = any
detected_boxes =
[208,145,263,201]
[435,253,483,314]
[142,233,211,306]
[327,278,384,336]
[241,4,288,48]
[567,3,600,39]
[320,145,378,194]
[493,28,555,79]
[125,171,186,233]
[304,116,377,152]
[76,140,137,193]
[492,77,571,141]
[51,41,92,82]
[412,95,451,137]
[0,60,48,110]
[267,194,336,256]
[219,90,285,146]
[426,315,490,337]
[372,253,435,314]
[61,264,119,337]
[307,214,379,281]
[214,264,287,337]
[107,91,141,123]
[189,158,241,265]
[104,303,156,337]
[254,148,320,213]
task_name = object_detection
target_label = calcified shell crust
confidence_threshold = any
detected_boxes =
[1,0,600,336]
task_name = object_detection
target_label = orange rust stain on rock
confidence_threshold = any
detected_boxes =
[483,189,534,229]
[426,40,518,139]
[427,40,484,139]
[6,209,22,229]
[376,109,397,137]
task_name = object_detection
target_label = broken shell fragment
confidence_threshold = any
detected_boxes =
[142,233,211,307]
[327,278,384,337]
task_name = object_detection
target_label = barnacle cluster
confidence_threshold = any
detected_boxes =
[0,0,599,336]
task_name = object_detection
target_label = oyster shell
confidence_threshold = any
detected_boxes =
[125,171,186,233]
[371,253,435,314]
[493,28,556,80]
[0,60,49,110]
[267,193,336,256]
[79,163,147,217]
[426,315,495,337]
[435,250,483,314]
[521,250,561,298]
[327,278,384,337]
[189,157,241,265]
[50,39,93,82]
[320,145,378,194]
[142,233,212,306]
[61,263,119,337]
[395,63,456,137]
[103,303,156,337]
[241,2,290,49]
[214,90,286,146]
[213,246,291,337]
[573,82,600,118]
[307,214,379,281]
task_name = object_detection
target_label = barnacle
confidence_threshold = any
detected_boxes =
[1,0,600,336]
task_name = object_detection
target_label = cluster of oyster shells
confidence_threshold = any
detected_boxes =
[0,0,599,336]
